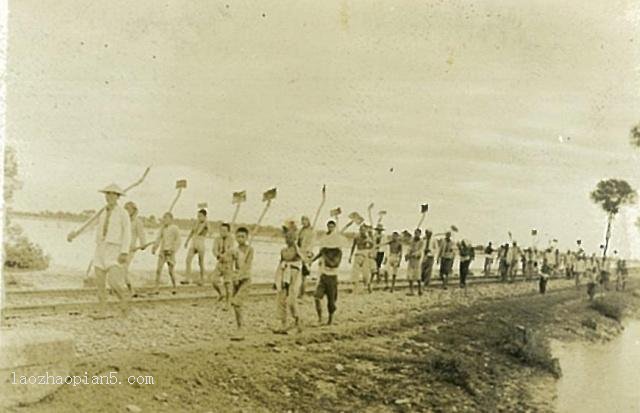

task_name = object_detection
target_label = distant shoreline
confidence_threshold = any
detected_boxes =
[8,210,299,240]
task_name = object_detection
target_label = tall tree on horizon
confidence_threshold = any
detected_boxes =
[590,179,636,264]
[631,123,640,148]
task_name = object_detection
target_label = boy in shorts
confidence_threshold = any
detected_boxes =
[151,212,181,294]
[230,226,253,338]
[213,223,235,307]
[373,224,386,282]
[311,220,344,325]
[420,229,436,286]
[124,201,147,294]
[383,232,403,292]
[405,229,424,295]
[184,209,210,285]
[349,224,375,293]
[437,232,456,289]
[274,228,305,333]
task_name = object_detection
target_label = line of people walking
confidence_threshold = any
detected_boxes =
[67,182,629,339]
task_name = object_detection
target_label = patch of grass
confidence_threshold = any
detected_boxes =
[498,326,561,378]
[590,297,626,322]
[427,355,476,395]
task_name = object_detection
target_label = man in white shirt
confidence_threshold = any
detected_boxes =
[68,184,132,317]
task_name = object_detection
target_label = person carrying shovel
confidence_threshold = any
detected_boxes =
[67,184,132,318]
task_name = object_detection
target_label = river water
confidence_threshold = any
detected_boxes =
[553,320,640,413]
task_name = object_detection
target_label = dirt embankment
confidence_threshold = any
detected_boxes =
[10,279,640,413]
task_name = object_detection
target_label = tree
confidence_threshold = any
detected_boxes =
[590,179,636,264]
[3,146,50,270]
[631,123,640,148]
[4,146,22,205]
[4,146,23,240]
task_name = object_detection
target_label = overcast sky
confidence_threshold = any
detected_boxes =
[5,0,640,256]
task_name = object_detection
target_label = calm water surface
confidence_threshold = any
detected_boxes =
[553,320,640,413]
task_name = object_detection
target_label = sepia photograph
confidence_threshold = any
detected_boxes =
[1,1,640,412]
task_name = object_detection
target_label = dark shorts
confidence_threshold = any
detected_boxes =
[314,274,338,313]
[301,262,310,277]
[440,257,454,276]
[375,252,385,269]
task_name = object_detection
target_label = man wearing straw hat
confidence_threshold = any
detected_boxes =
[69,184,132,317]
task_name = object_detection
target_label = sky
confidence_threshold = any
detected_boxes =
[4,0,640,256]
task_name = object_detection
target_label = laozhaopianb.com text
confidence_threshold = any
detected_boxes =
[11,371,155,386]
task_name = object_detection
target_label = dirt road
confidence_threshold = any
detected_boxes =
[8,278,639,412]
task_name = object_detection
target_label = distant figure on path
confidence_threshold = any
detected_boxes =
[483,242,494,277]
[564,250,575,280]
[524,248,535,280]
[384,231,403,292]
[574,250,587,288]
[405,229,424,296]
[507,242,520,282]
[437,231,456,289]
[420,229,436,287]
[539,248,552,294]
[498,244,509,282]
[373,224,386,283]
[457,240,475,289]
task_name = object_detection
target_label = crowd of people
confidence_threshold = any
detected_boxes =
[66,183,630,339]
[483,241,629,297]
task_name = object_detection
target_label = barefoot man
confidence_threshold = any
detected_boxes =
[274,225,306,334]
[184,208,210,285]
[405,229,424,296]
[383,231,403,292]
[123,201,148,294]
[68,184,131,317]
[437,231,456,290]
[420,229,436,287]
[349,224,375,293]
[212,223,236,307]
[298,186,326,298]
[230,226,254,339]
[310,220,346,326]
[151,212,181,294]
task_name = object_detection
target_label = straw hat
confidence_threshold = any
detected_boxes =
[99,184,125,196]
